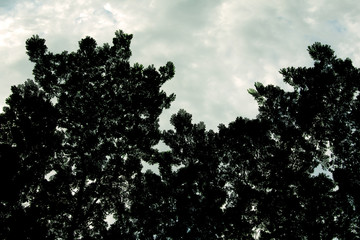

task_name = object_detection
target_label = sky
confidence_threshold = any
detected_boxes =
[1,0,360,131]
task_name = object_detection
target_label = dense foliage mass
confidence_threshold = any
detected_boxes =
[0,31,359,239]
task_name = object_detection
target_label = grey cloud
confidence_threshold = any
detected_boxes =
[0,0,21,10]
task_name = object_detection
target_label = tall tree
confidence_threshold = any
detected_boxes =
[129,109,227,239]
[143,42,359,239]
[248,42,360,239]
[1,31,359,239]
[161,110,227,239]
[0,30,175,240]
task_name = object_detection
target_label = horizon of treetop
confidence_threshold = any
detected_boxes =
[1,29,358,239]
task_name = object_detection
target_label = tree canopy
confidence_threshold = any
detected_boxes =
[0,31,359,239]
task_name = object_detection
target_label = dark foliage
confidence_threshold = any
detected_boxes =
[1,30,175,240]
[1,31,358,239]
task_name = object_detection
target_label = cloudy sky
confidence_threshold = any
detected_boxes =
[1,0,360,131]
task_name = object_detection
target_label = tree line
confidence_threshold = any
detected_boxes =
[0,30,359,239]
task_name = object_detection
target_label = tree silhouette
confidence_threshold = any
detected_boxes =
[248,42,360,239]
[1,30,175,240]
[1,31,359,239]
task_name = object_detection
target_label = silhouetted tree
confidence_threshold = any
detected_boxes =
[0,30,175,240]
[1,31,359,240]
[248,42,360,239]
[147,42,359,239]
[161,110,227,239]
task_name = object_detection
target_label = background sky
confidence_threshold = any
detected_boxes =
[1,0,360,131]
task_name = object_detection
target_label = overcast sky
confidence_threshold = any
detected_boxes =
[1,0,360,131]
